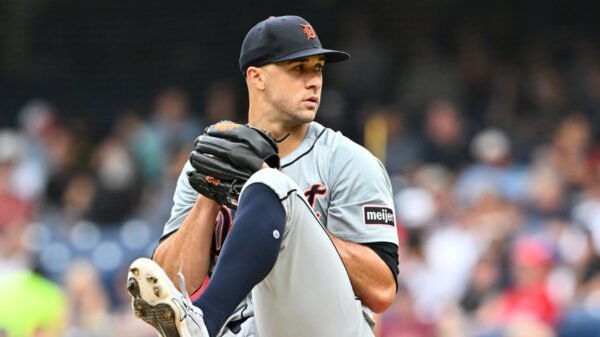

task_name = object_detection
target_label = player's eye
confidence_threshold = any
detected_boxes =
[315,64,324,72]
[294,64,304,71]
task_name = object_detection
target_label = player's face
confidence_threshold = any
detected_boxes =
[263,55,325,126]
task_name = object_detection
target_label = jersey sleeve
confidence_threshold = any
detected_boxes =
[162,160,199,238]
[326,143,399,245]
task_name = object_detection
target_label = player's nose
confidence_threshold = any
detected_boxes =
[304,71,322,91]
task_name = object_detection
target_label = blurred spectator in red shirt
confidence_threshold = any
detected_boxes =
[493,237,559,326]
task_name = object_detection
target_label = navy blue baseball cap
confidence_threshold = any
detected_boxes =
[239,15,350,74]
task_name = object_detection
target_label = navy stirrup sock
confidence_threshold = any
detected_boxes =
[192,183,285,337]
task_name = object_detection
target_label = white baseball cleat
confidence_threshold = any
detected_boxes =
[127,258,209,337]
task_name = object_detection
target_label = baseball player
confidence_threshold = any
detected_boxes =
[128,15,399,337]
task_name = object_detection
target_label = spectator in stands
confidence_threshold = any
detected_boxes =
[419,99,470,170]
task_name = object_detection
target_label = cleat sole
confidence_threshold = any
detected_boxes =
[127,277,181,337]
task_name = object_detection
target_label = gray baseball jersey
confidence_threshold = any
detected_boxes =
[162,121,398,336]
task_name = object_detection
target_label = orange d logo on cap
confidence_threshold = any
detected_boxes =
[300,24,316,40]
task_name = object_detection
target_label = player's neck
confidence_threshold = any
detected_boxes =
[247,112,309,157]
[276,123,309,158]
[248,101,310,157]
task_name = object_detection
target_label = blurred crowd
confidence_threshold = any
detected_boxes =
[366,35,600,337]
[2,18,600,337]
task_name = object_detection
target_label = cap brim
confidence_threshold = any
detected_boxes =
[271,48,350,64]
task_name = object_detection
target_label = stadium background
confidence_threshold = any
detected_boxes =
[1,1,600,336]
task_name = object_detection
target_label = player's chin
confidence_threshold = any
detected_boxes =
[295,112,316,124]
[296,106,318,122]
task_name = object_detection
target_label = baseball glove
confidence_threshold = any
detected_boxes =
[187,121,280,209]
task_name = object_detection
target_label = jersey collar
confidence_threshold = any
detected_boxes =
[280,122,325,167]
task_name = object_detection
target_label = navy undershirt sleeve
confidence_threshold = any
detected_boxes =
[192,182,286,337]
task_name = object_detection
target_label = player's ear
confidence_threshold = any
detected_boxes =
[246,67,266,91]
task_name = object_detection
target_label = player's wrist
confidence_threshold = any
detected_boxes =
[195,194,222,210]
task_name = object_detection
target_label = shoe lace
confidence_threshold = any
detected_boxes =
[177,263,205,327]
